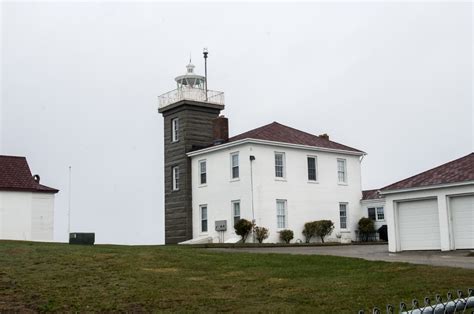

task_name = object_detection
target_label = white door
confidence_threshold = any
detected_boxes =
[31,195,54,241]
[398,199,440,251]
[450,195,474,249]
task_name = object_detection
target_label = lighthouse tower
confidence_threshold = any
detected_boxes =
[158,57,225,244]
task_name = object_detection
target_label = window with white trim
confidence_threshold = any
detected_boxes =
[172,166,179,191]
[377,207,384,220]
[276,199,287,228]
[275,152,285,178]
[337,159,347,183]
[368,207,385,221]
[200,205,208,232]
[232,200,240,226]
[199,160,206,185]
[171,118,179,142]
[339,203,347,229]
[231,153,239,179]
[307,156,317,181]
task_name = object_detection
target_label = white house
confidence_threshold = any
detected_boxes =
[158,61,371,244]
[0,155,59,241]
[187,121,366,243]
[380,153,473,252]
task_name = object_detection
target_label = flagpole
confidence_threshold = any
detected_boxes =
[67,166,72,239]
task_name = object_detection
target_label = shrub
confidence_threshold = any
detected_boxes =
[279,229,294,244]
[302,221,318,243]
[234,219,254,243]
[254,226,269,243]
[314,220,334,243]
[358,217,375,242]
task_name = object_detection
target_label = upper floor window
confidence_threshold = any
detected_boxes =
[337,158,347,183]
[275,152,285,178]
[368,207,384,221]
[200,204,208,233]
[199,160,207,185]
[307,156,317,181]
[276,199,287,228]
[339,203,347,229]
[172,166,179,191]
[231,153,239,179]
[171,118,179,142]
[232,200,241,227]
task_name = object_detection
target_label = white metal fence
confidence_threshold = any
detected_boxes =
[359,289,474,314]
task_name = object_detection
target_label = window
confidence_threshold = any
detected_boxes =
[232,201,240,226]
[172,166,179,191]
[199,160,206,185]
[368,208,376,220]
[171,118,179,142]
[307,156,317,181]
[231,153,239,179]
[339,203,347,229]
[377,207,384,220]
[368,206,384,221]
[276,200,287,228]
[275,152,285,178]
[200,205,208,232]
[337,159,347,183]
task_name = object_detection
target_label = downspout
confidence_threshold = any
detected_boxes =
[250,155,256,242]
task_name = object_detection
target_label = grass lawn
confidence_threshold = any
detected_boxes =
[0,241,473,312]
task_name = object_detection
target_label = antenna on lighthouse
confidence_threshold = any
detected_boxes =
[203,48,208,101]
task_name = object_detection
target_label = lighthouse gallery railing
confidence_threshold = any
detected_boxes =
[158,88,225,109]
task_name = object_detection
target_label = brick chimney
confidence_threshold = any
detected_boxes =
[319,133,329,140]
[213,115,229,145]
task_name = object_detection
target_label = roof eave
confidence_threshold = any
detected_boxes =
[379,180,474,195]
[187,138,366,157]
[361,198,386,203]
[0,187,59,194]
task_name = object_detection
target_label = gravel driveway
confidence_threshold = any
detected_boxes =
[211,244,474,269]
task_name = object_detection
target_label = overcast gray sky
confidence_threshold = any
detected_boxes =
[1,1,472,244]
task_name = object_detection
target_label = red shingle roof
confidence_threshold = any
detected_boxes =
[228,122,363,153]
[0,155,59,193]
[362,189,384,200]
[382,153,474,192]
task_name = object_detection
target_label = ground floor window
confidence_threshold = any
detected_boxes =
[200,205,208,233]
[277,200,287,228]
[368,206,384,221]
[232,201,240,226]
[339,203,347,229]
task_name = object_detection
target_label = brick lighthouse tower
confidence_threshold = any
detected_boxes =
[158,51,225,244]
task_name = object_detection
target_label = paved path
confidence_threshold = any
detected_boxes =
[211,244,474,269]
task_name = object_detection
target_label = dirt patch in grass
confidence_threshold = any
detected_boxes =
[5,247,30,255]
[141,267,178,273]
[187,276,206,281]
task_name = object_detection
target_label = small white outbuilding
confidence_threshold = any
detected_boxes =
[381,153,473,252]
[0,155,59,241]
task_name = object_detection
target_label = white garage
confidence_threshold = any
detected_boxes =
[397,199,440,251]
[450,195,474,249]
[382,153,474,252]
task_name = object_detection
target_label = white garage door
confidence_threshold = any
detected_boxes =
[398,199,440,251]
[451,195,474,249]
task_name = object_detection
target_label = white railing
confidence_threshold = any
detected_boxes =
[158,88,225,109]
